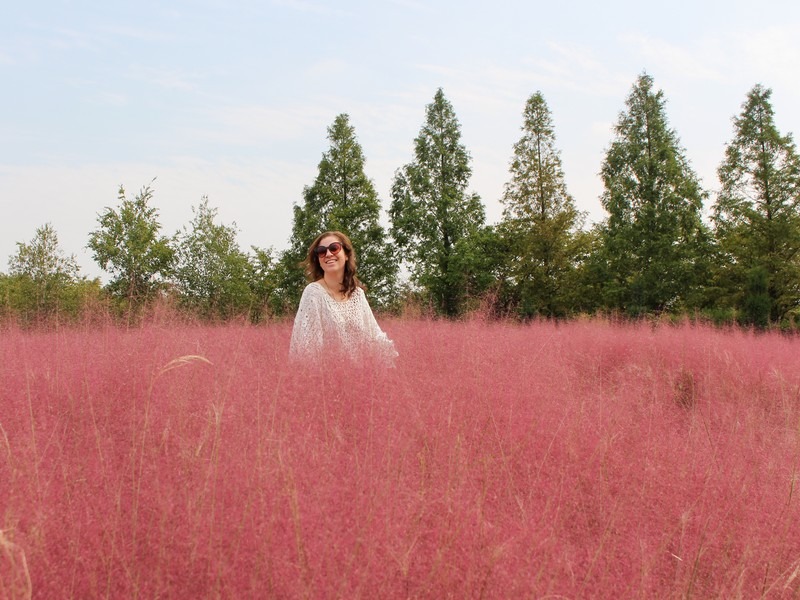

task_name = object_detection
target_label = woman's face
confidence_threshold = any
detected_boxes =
[316,235,348,278]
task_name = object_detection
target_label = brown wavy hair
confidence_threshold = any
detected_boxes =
[303,231,364,298]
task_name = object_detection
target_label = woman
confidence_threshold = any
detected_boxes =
[289,231,397,365]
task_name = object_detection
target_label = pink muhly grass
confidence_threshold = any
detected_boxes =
[0,315,799,598]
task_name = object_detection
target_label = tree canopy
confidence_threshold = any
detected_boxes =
[87,183,174,310]
[390,88,486,316]
[172,197,253,319]
[596,73,711,315]
[279,113,397,309]
[713,84,800,324]
[500,91,588,318]
[6,78,800,328]
[4,222,94,320]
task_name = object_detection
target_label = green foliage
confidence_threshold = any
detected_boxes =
[740,266,771,328]
[279,113,397,310]
[0,274,103,326]
[712,84,800,323]
[248,245,281,321]
[12,83,800,326]
[554,226,603,316]
[447,225,512,315]
[172,197,253,319]
[500,91,589,318]
[8,222,80,282]
[87,183,174,310]
[597,73,712,316]
[390,88,486,317]
[4,222,100,322]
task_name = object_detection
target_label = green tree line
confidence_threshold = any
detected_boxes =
[3,74,799,328]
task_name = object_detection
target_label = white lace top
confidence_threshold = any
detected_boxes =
[289,281,397,364]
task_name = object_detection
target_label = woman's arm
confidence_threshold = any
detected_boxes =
[358,290,398,363]
[289,284,324,360]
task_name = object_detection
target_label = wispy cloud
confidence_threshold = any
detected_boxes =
[95,24,176,44]
[270,0,348,16]
[0,26,95,65]
[43,26,99,52]
[93,90,128,107]
[7,21,175,65]
[619,33,727,82]
[525,42,633,97]
[196,103,337,146]
[416,40,632,105]
[386,0,434,12]
[304,58,351,79]
[126,65,202,92]
[738,25,800,93]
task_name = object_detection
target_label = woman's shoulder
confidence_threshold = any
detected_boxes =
[302,281,326,295]
[298,281,327,304]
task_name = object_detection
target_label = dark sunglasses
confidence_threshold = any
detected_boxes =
[314,242,343,257]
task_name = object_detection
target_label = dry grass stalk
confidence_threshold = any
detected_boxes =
[0,530,32,600]
[673,369,697,409]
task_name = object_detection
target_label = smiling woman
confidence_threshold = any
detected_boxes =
[289,230,397,365]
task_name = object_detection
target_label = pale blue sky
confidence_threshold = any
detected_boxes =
[2,0,799,280]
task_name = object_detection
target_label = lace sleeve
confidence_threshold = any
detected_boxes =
[289,284,324,360]
[357,289,398,364]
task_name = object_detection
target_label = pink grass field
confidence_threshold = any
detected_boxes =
[1,315,800,599]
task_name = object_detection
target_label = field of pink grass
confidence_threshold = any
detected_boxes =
[2,313,800,598]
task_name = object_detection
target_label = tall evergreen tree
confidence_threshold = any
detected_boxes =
[712,84,800,324]
[390,88,486,317]
[279,113,397,309]
[597,73,711,315]
[500,91,588,318]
